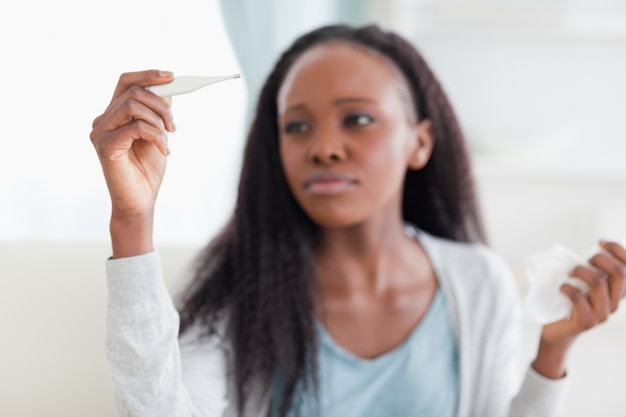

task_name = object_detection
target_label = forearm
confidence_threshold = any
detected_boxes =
[106,252,189,416]
[105,252,230,417]
[508,333,571,417]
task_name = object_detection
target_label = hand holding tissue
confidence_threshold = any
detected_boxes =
[523,241,626,325]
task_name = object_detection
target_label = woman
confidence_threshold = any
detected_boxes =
[90,24,626,417]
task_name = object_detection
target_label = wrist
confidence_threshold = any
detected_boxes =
[532,334,573,379]
[110,209,155,258]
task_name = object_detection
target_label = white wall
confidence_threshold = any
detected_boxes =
[388,0,626,278]
[0,1,246,247]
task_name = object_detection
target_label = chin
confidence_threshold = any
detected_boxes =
[304,209,366,230]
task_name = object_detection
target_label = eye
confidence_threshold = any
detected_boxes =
[344,113,374,127]
[284,120,311,135]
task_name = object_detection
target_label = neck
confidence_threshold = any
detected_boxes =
[314,215,419,293]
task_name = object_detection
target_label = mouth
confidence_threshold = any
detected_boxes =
[304,172,357,195]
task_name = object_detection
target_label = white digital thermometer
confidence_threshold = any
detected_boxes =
[147,74,241,97]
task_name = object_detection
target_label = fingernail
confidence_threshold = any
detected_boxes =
[158,70,174,78]
[171,120,177,132]
[164,134,171,155]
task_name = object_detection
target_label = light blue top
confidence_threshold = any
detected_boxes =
[274,288,459,417]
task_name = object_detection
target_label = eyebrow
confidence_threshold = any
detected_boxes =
[283,97,378,115]
[334,97,378,105]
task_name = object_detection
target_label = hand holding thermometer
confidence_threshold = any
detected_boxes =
[147,74,241,97]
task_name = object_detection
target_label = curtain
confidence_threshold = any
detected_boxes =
[218,0,372,127]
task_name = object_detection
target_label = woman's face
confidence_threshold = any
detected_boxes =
[277,41,432,229]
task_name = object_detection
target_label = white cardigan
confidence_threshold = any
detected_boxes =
[104,227,569,417]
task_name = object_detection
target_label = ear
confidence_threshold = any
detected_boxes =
[407,119,434,170]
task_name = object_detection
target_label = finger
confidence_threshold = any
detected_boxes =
[110,70,174,104]
[589,251,626,277]
[99,93,166,134]
[159,96,175,130]
[569,265,611,322]
[608,276,626,312]
[99,120,169,158]
[103,85,175,133]
[600,240,626,264]
[592,245,626,311]
[560,283,597,333]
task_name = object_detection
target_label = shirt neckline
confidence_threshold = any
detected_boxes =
[316,287,444,366]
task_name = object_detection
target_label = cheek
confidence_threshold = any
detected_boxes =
[354,124,413,208]
[359,123,409,173]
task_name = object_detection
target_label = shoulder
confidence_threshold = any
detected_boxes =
[409,226,517,302]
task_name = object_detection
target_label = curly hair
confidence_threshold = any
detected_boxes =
[177,23,486,417]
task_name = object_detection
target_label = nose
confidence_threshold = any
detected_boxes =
[307,129,346,165]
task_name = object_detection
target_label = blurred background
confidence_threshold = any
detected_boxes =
[1,0,625,416]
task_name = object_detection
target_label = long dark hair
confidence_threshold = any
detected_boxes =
[178,24,485,416]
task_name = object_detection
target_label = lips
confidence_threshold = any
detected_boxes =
[304,172,356,194]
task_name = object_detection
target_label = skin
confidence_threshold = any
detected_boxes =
[90,44,626,379]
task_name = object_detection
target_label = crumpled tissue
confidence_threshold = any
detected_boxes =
[522,245,590,325]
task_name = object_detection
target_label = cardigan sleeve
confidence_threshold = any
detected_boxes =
[104,250,229,417]
[480,249,570,417]
[509,366,570,417]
